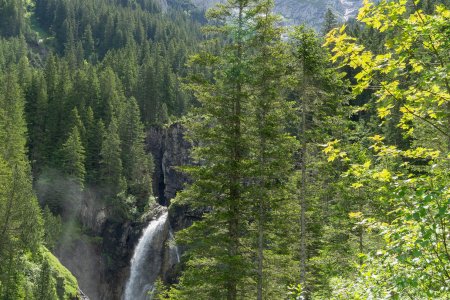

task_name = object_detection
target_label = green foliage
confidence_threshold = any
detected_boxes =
[60,126,86,186]
[0,0,27,37]
[0,60,81,300]
[1,0,449,297]
[0,69,42,268]
[42,206,62,251]
[325,0,450,297]
[100,116,127,198]
[170,0,300,298]
[118,97,153,209]
[41,247,79,299]
[34,259,58,300]
[322,8,338,36]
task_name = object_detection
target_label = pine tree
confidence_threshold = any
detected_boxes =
[60,126,86,186]
[100,117,126,198]
[99,67,124,123]
[118,97,153,209]
[0,70,28,162]
[82,25,96,62]
[168,0,300,298]
[169,1,255,298]
[322,9,337,36]
[0,71,43,297]
[34,259,58,300]
[66,107,86,143]
[0,0,26,37]
[84,107,104,183]
[26,71,49,174]
[42,206,62,251]
[289,25,350,297]
[246,1,299,298]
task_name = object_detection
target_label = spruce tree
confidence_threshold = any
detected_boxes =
[84,107,104,183]
[100,117,126,198]
[34,259,58,300]
[66,107,86,143]
[60,126,86,186]
[289,25,349,297]
[246,1,299,298]
[42,206,62,251]
[117,97,153,209]
[169,0,300,298]
[26,72,49,174]
[322,9,337,36]
[0,71,42,297]
[82,25,96,62]
[170,1,255,298]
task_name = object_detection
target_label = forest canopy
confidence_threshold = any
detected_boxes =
[0,0,449,299]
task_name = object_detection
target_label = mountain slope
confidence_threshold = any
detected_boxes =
[189,0,362,29]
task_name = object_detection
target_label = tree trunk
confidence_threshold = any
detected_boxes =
[227,3,244,299]
[300,93,308,296]
[257,197,264,300]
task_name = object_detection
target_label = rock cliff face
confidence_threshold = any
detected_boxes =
[146,123,192,205]
[146,124,204,232]
[189,0,363,29]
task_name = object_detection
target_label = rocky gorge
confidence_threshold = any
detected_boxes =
[49,124,193,300]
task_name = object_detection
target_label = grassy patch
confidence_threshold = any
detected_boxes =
[42,247,80,299]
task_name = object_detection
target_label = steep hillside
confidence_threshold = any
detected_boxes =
[190,0,363,28]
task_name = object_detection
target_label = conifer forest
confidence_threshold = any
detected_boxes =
[0,0,449,299]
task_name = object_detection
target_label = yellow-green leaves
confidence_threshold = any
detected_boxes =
[325,0,450,297]
[327,0,450,147]
[403,147,440,159]
[323,139,348,162]
[349,211,363,219]
[377,105,394,119]
[372,169,391,182]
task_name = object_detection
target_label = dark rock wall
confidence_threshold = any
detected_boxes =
[146,124,205,232]
[146,123,191,206]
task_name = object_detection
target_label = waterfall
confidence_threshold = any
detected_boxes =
[169,230,180,264]
[124,212,168,300]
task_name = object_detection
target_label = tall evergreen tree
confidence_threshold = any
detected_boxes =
[118,97,153,209]
[170,0,299,298]
[60,126,86,186]
[26,72,49,174]
[84,107,104,183]
[322,9,338,36]
[100,117,126,198]
[289,25,349,297]
[246,1,299,298]
[170,1,255,298]
[0,71,42,298]
[34,259,58,300]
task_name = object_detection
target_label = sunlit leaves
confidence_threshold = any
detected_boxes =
[327,0,450,146]
[323,140,348,162]
[325,0,450,296]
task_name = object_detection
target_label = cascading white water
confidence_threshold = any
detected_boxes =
[168,230,180,264]
[124,212,168,300]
